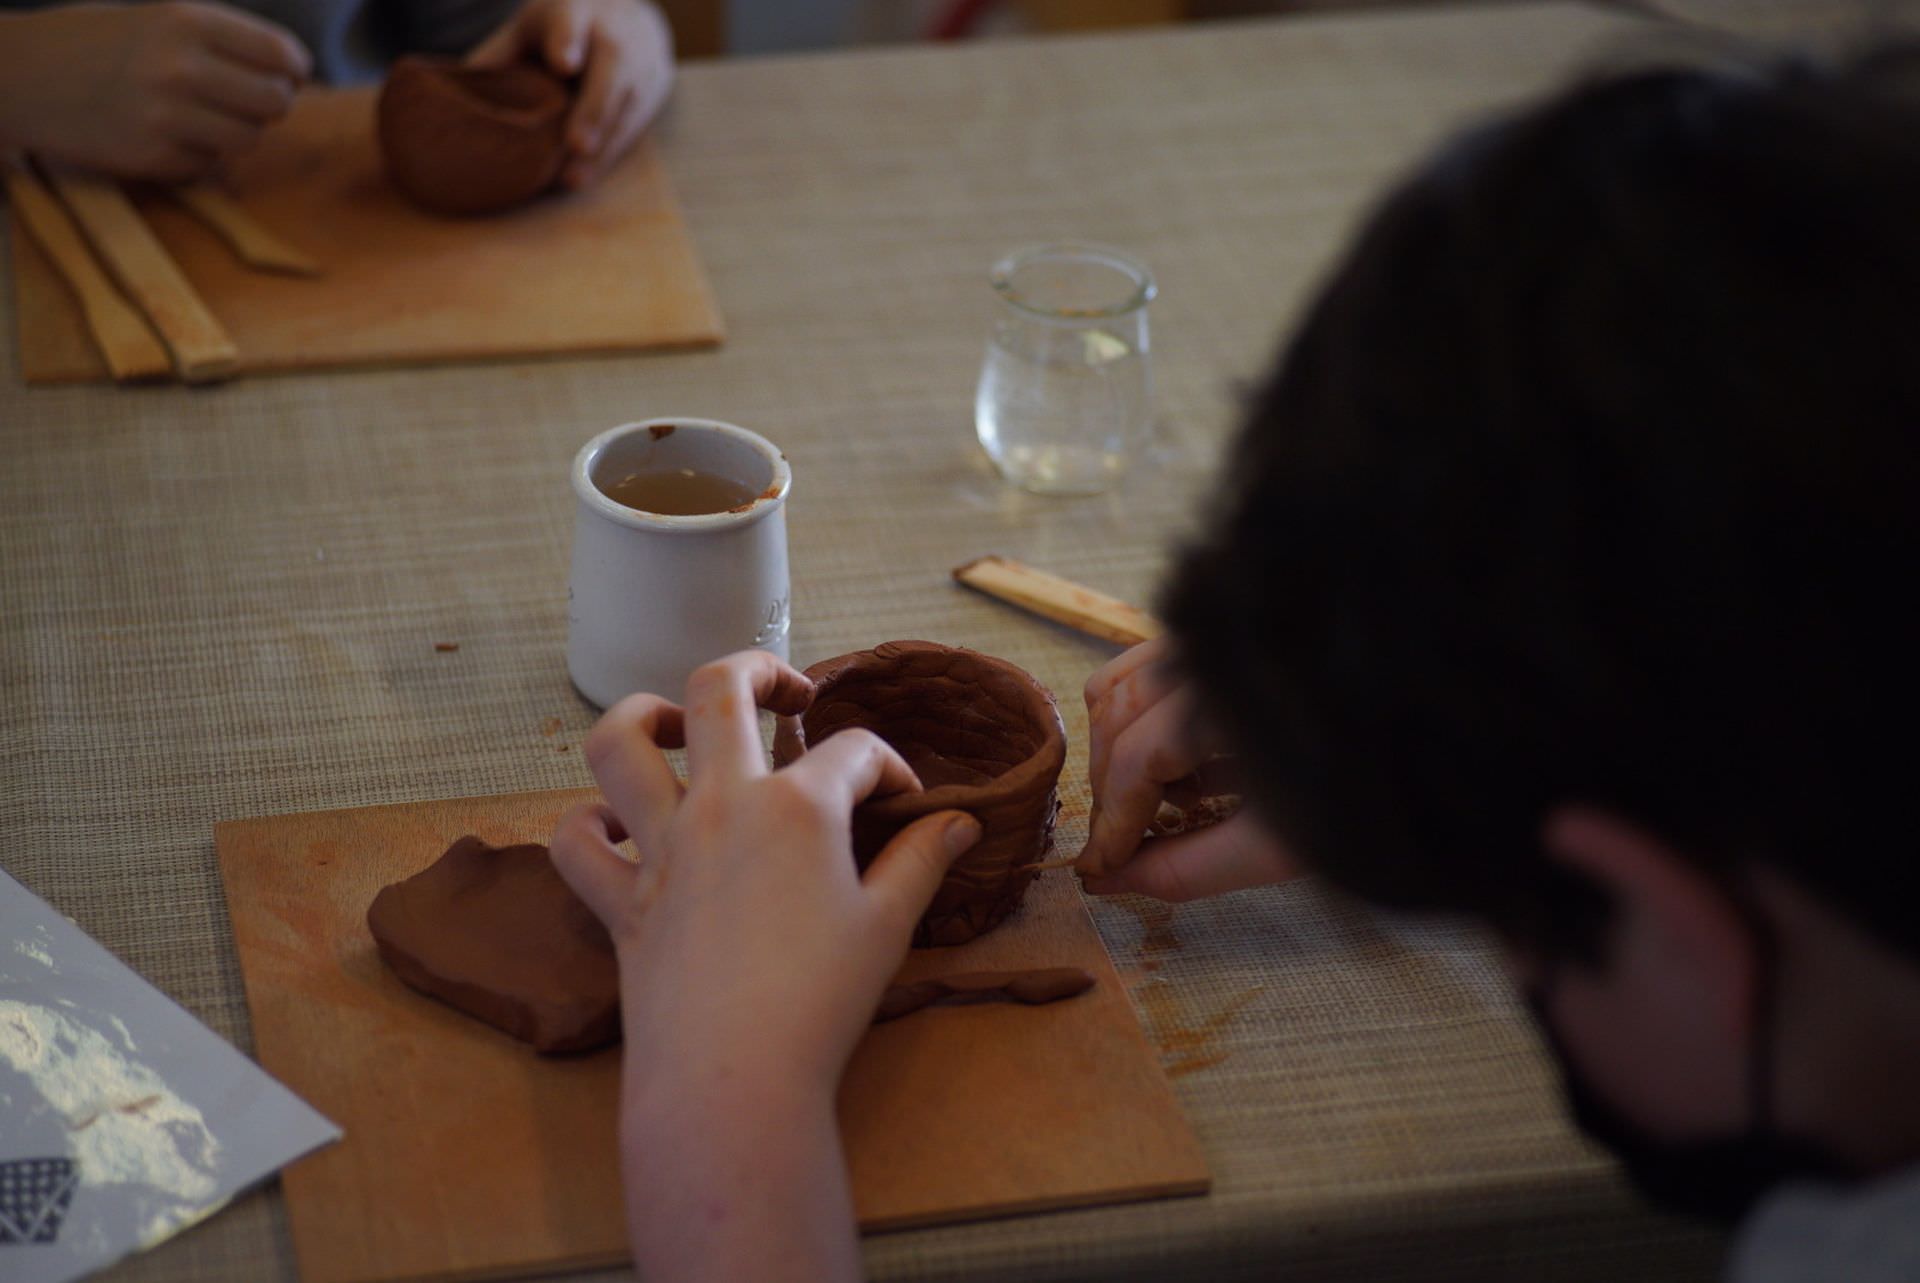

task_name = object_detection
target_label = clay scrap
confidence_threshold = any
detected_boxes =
[1149,793,1244,838]
[377,56,572,216]
[367,836,619,1054]
[875,968,1096,1023]
[774,640,1067,947]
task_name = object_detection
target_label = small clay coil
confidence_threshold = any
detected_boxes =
[875,968,1096,1023]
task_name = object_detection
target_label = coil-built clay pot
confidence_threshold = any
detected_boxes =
[774,641,1067,946]
[377,56,571,216]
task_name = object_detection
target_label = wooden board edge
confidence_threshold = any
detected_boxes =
[214,785,597,837]
[294,1173,1217,1283]
[23,332,727,386]
[289,1239,631,1283]
[861,1173,1214,1236]
[632,136,728,341]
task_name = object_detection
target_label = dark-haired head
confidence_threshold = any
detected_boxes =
[1167,46,1920,967]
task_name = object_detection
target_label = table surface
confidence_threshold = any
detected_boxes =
[1,5,1728,1280]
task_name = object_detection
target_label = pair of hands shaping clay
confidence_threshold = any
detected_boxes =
[368,641,1086,1053]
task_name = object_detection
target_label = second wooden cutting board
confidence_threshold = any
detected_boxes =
[216,787,1209,1283]
[13,87,723,383]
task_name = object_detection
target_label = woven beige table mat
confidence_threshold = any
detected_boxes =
[2,4,1727,1279]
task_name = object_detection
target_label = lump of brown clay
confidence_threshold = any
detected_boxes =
[367,836,619,1053]
[377,56,571,216]
[773,640,1067,947]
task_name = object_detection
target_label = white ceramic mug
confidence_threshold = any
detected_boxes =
[567,418,793,708]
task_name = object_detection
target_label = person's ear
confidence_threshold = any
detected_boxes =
[1540,806,1759,1044]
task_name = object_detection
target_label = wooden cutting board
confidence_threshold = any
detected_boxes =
[215,787,1210,1283]
[10,88,722,384]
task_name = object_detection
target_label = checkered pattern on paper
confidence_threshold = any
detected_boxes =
[0,1158,77,1245]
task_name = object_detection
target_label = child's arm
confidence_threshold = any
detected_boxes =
[550,649,979,1281]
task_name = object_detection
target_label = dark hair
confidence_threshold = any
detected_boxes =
[1166,47,1920,963]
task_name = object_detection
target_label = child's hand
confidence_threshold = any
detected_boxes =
[0,2,309,182]
[466,0,673,190]
[549,649,978,1280]
[553,648,979,1090]
[1076,638,1300,899]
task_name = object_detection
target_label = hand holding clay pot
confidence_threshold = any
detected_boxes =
[465,0,675,190]
[774,640,1069,946]
[377,55,573,215]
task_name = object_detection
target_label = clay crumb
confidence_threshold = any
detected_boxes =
[540,716,564,737]
[434,642,460,653]
[649,423,676,440]
[557,744,571,753]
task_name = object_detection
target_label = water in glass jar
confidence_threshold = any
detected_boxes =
[975,324,1149,495]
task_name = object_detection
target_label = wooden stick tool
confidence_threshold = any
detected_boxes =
[952,555,1161,647]
[3,161,171,382]
[169,182,320,277]
[47,167,239,383]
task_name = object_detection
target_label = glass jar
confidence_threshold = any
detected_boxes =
[974,242,1156,495]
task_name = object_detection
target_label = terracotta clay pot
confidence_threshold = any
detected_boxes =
[774,640,1066,946]
[377,56,571,216]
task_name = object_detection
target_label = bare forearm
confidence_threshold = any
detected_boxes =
[549,653,971,1283]
[0,4,307,181]
[622,1071,861,1283]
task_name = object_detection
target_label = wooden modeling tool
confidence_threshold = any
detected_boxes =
[47,168,239,382]
[170,181,320,276]
[953,554,1161,647]
[4,161,171,382]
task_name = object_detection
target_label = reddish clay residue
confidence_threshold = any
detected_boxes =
[71,1094,168,1133]
[1166,1051,1231,1079]
[649,424,676,440]
[1134,978,1264,1079]
[1124,898,1181,971]
[539,717,563,738]
[724,483,782,515]
[434,642,460,653]
[1158,986,1262,1055]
